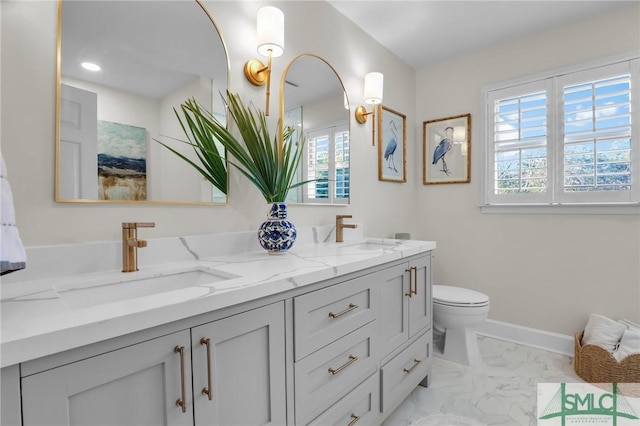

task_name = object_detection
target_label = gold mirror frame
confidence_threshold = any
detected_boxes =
[279,53,350,205]
[54,0,230,205]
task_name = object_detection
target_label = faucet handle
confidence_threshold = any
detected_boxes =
[336,215,353,219]
[136,222,156,228]
[122,222,156,229]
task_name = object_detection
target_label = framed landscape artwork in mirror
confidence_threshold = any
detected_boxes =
[55,0,230,204]
[423,114,471,184]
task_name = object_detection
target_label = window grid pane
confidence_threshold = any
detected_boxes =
[563,74,631,192]
[334,131,350,199]
[306,136,330,199]
[493,91,548,194]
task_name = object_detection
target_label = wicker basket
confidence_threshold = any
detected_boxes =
[574,331,640,384]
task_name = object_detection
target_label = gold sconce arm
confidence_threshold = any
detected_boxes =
[244,50,273,116]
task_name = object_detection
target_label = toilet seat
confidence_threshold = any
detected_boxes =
[433,285,489,307]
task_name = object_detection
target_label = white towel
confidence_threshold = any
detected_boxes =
[614,327,640,362]
[582,314,626,352]
[0,152,26,275]
[619,319,640,331]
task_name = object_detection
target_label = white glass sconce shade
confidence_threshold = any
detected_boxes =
[363,72,383,105]
[257,6,284,57]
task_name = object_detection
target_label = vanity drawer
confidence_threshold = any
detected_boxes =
[294,274,376,361]
[306,373,379,426]
[380,330,431,414]
[295,322,377,425]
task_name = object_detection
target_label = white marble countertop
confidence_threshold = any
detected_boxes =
[1,226,435,368]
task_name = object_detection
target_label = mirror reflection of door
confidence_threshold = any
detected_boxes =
[56,0,229,204]
[59,84,98,199]
[281,54,349,205]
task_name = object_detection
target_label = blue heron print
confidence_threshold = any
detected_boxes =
[432,126,454,175]
[384,120,399,173]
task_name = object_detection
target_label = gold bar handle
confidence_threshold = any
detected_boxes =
[200,337,213,400]
[347,413,360,426]
[174,345,187,413]
[411,266,418,296]
[329,303,359,319]
[403,358,422,374]
[328,355,358,375]
[405,266,417,297]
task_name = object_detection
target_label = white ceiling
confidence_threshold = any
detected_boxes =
[326,1,635,69]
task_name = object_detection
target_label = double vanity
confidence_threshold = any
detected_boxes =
[1,225,436,425]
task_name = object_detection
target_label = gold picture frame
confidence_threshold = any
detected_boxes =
[423,113,471,184]
[378,105,406,183]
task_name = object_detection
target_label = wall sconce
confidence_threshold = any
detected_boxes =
[244,6,284,116]
[354,72,383,145]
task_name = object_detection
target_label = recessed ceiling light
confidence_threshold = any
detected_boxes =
[81,62,101,72]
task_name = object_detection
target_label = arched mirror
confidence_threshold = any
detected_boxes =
[55,0,229,204]
[280,54,349,205]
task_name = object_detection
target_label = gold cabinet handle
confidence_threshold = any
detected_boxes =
[404,266,417,297]
[329,303,359,319]
[347,413,360,426]
[200,337,213,400]
[403,358,422,374]
[328,355,358,375]
[174,345,187,413]
[412,266,418,296]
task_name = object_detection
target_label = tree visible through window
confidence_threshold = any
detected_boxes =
[483,57,639,208]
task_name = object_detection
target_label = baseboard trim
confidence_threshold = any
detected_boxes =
[476,319,574,357]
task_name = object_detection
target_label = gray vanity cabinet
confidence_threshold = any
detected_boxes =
[377,255,433,417]
[20,302,286,426]
[21,330,194,426]
[191,301,286,426]
[378,256,432,357]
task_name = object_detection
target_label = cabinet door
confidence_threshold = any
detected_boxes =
[378,262,409,356]
[22,330,193,426]
[191,302,286,426]
[408,255,432,337]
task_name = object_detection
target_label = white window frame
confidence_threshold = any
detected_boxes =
[481,52,640,214]
[301,122,349,205]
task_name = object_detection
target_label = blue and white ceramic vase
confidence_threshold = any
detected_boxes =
[258,203,297,254]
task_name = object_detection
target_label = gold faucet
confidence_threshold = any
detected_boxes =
[336,215,357,243]
[122,222,155,272]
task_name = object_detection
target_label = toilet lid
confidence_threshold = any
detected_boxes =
[433,285,489,306]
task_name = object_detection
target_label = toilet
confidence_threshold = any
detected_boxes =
[432,285,490,366]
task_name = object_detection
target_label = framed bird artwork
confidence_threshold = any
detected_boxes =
[378,105,407,183]
[423,113,471,184]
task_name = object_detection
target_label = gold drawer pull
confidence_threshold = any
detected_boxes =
[200,337,213,400]
[347,413,360,426]
[174,345,187,413]
[329,303,359,319]
[328,355,358,375]
[403,358,422,374]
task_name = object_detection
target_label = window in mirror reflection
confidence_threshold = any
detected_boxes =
[304,125,349,203]
[285,105,349,204]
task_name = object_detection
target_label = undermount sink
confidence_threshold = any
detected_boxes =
[346,240,401,251]
[59,267,237,309]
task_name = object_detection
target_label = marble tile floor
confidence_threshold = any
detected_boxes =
[382,335,580,426]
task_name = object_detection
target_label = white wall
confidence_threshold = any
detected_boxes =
[2,1,638,336]
[1,1,417,245]
[415,3,640,335]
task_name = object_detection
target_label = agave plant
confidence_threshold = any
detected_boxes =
[157,92,309,203]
